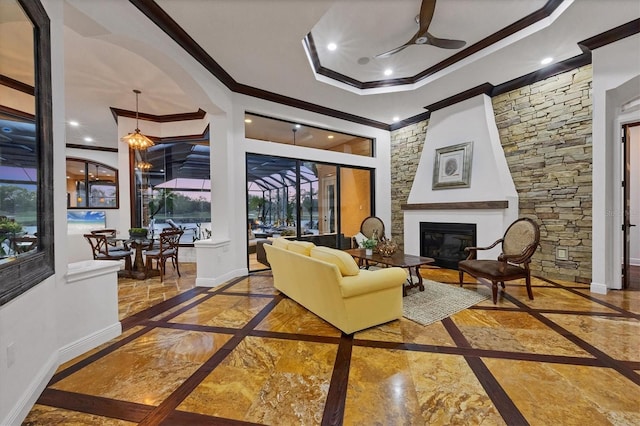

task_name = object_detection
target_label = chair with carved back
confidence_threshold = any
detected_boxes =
[83,233,133,270]
[90,228,128,250]
[144,228,183,282]
[458,218,540,304]
[360,216,386,241]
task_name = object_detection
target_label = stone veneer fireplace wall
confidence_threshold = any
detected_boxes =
[390,65,593,283]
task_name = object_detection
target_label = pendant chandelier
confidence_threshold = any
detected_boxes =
[136,160,152,171]
[121,89,154,150]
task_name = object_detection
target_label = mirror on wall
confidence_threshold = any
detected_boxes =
[0,0,54,305]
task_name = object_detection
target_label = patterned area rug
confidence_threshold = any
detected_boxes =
[403,279,490,326]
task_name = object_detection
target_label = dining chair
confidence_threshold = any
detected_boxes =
[144,228,183,282]
[458,218,540,304]
[10,235,38,254]
[90,228,128,250]
[83,233,133,270]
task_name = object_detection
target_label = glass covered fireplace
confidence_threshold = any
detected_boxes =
[420,222,477,270]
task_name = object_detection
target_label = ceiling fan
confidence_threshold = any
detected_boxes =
[375,0,466,59]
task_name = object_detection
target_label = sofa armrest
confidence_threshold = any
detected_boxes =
[340,267,407,298]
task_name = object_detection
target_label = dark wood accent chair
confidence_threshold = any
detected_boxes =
[144,228,183,282]
[458,218,540,304]
[83,233,133,270]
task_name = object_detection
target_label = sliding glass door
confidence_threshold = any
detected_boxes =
[247,154,373,271]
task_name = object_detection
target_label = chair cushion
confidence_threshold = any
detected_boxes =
[310,246,360,276]
[145,248,176,257]
[287,241,315,256]
[459,259,526,279]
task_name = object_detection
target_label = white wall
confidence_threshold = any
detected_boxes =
[404,94,518,258]
[1,1,63,424]
[592,33,640,292]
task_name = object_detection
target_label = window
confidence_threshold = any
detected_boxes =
[0,0,54,305]
[132,137,211,244]
[247,154,373,271]
[66,159,118,208]
[244,113,374,157]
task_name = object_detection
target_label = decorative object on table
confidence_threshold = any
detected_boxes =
[0,217,22,256]
[432,141,473,189]
[128,227,148,238]
[377,238,397,257]
[362,238,377,256]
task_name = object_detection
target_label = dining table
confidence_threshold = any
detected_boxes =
[109,237,159,280]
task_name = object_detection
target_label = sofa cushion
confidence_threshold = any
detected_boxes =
[271,237,290,250]
[310,246,360,276]
[287,241,315,256]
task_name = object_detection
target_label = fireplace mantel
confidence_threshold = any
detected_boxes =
[401,200,509,210]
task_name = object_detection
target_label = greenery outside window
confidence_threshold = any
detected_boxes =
[66,158,118,208]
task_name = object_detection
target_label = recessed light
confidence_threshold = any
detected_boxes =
[244,118,252,123]
[328,135,334,139]
[84,137,93,142]
[68,120,79,127]
[327,42,337,51]
[541,57,553,65]
[384,68,393,76]
[392,116,400,122]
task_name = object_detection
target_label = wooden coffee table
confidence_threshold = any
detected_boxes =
[344,248,435,296]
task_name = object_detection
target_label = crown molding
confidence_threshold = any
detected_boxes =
[578,18,640,52]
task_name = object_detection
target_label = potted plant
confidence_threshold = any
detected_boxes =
[128,227,148,239]
[362,238,377,256]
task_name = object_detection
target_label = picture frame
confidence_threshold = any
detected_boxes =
[432,141,473,189]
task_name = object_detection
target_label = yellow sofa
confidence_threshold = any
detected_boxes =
[264,238,407,334]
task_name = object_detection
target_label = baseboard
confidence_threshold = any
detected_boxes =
[196,268,247,287]
[630,258,640,267]
[58,322,122,365]
[2,352,58,426]
[590,281,608,294]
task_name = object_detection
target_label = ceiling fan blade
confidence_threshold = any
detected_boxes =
[418,0,437,34]
[426,33,466,49]
[375,43,411,59]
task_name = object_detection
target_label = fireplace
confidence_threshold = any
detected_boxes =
[420,222,476,270]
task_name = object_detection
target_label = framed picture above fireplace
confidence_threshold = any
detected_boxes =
[432,141,473,189]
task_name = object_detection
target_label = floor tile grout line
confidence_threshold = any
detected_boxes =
[352,338,605,367]
[441,317,530,425]
[46,325,157,386]
[503,292,640,386]
[37,388,154,424]
[468,305,632,318]
[136,294,285,426]
[122,276,248,329]
[537,276,640,319]
[321,333,353,426]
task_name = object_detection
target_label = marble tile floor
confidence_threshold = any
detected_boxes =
[23,267,640,425]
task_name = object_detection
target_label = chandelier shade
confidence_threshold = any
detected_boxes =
[121,89,154,150]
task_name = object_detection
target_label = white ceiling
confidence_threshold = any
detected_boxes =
[5,0,640,148]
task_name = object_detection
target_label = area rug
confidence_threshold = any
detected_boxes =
[403,279,489,326]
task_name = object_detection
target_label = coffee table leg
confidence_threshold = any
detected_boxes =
[415,266,425,291]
